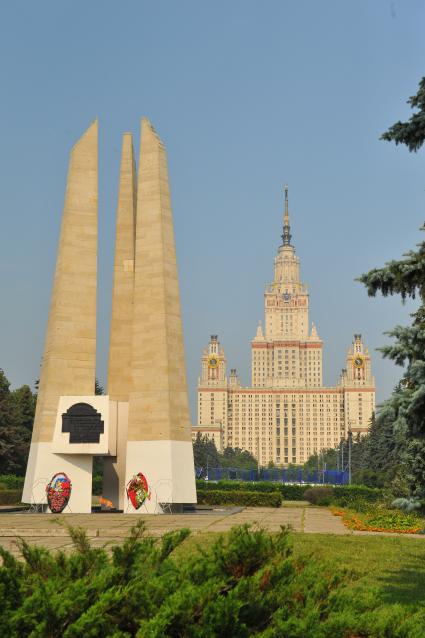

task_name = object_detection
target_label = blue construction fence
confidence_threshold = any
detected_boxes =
[195,466,349,485]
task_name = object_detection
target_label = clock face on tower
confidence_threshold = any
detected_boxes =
[354,356,364,368]
[208,357,218,369]
[283,292,291,302]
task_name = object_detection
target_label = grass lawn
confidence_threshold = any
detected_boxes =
[293,533,425,606]
[174,529,425,608]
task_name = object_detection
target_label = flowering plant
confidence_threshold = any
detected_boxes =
[126,472,150,509]
[331,506,423,534]
[46,472,72,513]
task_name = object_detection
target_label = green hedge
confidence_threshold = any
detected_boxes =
[303,485,383,509]
[0,475,104,496]
[280,484,312,499]
[0,490,22,505]
[304,487,334,506]
[197,489,282,507]
[333,485,382,506]
[196,480,383,504]
[0,475,25,490]
[196,480,275,492]
[196,480,311,500]
[333,485,382,500]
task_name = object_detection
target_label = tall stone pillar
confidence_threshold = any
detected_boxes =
[103,133,137,509]
[124,118,196,512]
[23,121,98,507]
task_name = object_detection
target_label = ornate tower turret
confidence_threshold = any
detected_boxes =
[250,186,323,388]
[265,186,309,340]
[342,334,373,386]
[200,335,227,386]
[341,334,375,435]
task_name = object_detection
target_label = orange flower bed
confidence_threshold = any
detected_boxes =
[331,507,423,534]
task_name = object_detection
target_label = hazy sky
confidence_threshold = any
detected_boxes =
[1,1,424,420]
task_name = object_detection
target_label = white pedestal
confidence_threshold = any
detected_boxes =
[124,440,197,513]
[22,442,93,513]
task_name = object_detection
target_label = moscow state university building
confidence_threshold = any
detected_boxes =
[195,187,376,466]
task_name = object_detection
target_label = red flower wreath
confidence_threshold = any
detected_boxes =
[126,472,150,509]
[46,472,72,513]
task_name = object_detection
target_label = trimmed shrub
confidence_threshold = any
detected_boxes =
[0,490,22,505]
[332,485,382,508]
[196,480,276,492]
[197,489,282,507]
[280,484,312,499]
[196,480,312,500]
[304,487,335,506]
[303,485,383,509]
[195,481,384,507]
[0,475,24,490]
[334,485,382,500]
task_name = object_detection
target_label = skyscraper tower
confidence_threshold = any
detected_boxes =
[252,186,322,389]
[196,187,375,466]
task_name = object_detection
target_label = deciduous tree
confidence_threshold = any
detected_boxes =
[0,370,35,475]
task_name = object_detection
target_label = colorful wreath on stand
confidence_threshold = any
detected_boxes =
[46,472,72,513]
[126,472,150,509]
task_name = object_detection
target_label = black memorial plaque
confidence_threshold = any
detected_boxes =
[62,403,104,444]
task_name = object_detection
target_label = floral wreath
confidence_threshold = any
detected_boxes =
[46,472,72,513]
[126,472,150,509]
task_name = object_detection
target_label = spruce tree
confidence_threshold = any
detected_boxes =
[358,77,425,498]
[380,77,425,151]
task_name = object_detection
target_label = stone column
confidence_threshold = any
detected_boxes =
[23,121,98,505]
[103,132,136,509]
[124,118,196,512]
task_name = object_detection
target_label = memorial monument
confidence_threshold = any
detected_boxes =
[22,119,197,513]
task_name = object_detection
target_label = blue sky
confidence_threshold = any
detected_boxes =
[1,1,424,420]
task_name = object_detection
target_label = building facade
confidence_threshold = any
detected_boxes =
[195,187,375,466]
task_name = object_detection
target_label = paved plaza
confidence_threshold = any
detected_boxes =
[2,503,422,557]
[0,505,343,555]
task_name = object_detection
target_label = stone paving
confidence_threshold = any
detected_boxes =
[0,505,422,557]
[0,505,346,555]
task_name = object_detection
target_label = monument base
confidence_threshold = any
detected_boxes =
[124,440,197,513]
[22,442,93,513]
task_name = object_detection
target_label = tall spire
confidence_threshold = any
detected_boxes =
[125,118,196,512]
[107,132,136,402]
[281,184,292,246]
[128,118,192,443]
[23,120,98,508]
[29,121,98,444]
